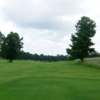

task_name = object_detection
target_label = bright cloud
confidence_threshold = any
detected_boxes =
[0,0,100,55]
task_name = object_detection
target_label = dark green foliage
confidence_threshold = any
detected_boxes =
[17,51,67,62]
[67,16,96,62]
[66,55,78,61]
[1,32,23,62]
[89,51,100,58]
[0,32,5,57]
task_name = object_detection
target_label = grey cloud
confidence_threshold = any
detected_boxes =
[0,0,100,55]
[2,0,86,31]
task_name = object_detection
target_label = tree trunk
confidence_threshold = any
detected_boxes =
[80,58,83,63]
[9,59,12,62]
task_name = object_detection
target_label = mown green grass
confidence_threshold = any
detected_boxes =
[0,60,100,100]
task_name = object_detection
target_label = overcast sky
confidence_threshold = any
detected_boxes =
[0,0,100,55]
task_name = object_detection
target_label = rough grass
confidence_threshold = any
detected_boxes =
[84,57,100,68]
[0,59,100,100]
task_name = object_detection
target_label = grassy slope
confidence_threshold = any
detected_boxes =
[0,60,100,100]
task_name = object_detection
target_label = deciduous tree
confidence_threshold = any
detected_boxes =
[1,32,23,62]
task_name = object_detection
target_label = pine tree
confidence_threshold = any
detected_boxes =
[67,16,96,62]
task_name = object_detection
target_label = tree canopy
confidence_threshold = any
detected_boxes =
[67,16,96,62]
[1,32,23,62]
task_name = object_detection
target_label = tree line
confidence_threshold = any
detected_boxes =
[17,51,67,61]
[0,32,66,62]
[17,50,100,61]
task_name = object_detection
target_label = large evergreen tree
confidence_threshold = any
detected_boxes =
[67,16,96,62]
[1,32,23,62]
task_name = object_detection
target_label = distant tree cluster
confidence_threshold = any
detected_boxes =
[88,51,100,58]
[17,51,67,62]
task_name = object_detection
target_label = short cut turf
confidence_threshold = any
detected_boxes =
[0,60,100,100]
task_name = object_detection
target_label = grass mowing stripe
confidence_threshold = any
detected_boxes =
[0,78,100,100]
